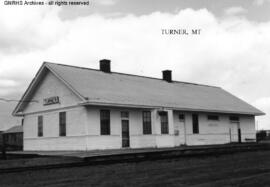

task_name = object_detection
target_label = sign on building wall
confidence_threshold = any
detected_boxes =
[43,96,60,106]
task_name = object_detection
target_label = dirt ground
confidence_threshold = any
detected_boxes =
[0,156,82,169]
[0,150,270,187]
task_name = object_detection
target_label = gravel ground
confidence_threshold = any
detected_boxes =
[0,150,270,186]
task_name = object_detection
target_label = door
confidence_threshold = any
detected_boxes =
[174,114,186,146]
[174,122,184,146]
[230,122,239,142]
[122,120,130,148]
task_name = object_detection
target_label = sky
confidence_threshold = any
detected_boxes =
[0,0,270,130]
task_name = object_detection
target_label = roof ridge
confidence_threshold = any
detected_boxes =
[44,61,220,89]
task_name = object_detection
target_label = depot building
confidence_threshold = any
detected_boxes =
[13,60,264,151]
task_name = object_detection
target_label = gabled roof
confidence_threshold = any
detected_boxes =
[13,62,265,116]
[12,62,86,116]
[4,125,23,134]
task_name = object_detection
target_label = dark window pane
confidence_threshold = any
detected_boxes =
[208,115,219,121]
[38,115,43,137]
[192,114,199,134]
[179,114,185,121]
[100,110,110,135]
[230,116,239,122]
[143,111,152,134]
[59,112,66,136]
[121,111,129,118]
[160,112,168,134]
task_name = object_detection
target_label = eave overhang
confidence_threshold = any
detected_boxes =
[79,101,265,116]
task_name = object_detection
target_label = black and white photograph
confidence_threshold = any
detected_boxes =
[0,0,270,186]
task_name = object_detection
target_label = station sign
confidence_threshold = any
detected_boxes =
[43,96,60,106]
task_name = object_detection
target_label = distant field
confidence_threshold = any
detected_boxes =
[0,150,270,186]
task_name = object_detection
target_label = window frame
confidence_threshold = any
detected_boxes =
[100,110,110,135]
[160,112,169,134]
[38,115,43,137]
[121,111,129,119]
[192,114,199,134]
[229,116,239,122]
[59,112,66,136]
[179,114,185,122]
[142,111,152,135]
[207,115,219,121]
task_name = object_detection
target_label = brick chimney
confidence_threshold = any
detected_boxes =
[162,70,172,82]
[99,59,111,73]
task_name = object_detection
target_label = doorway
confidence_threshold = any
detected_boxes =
[122,120,130,148]
[174,113,186,146]
[230,122,240,142]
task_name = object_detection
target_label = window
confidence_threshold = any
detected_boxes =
[208,115,219,121]
[192,114,199,134]
[100,110,110,135]
[179,114,185,122]
[59,112,66,136]
[121,111,129,119]
[38,115,43,137]
[230,116,239,122]
[160,112,169,134]
[143,111,152,134]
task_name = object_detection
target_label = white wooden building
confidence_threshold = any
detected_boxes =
[12,60,264,151]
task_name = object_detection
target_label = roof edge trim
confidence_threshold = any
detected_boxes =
[80,101,265,116]
[12,62,48,116]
